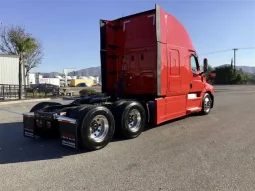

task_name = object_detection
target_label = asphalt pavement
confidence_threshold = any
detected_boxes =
[0,85,255,191]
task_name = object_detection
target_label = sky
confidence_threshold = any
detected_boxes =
[1,0,255,73]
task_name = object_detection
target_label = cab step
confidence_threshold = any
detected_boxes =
[186,107,201,112]
[187,93,201,100]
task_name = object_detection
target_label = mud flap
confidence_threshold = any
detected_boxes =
[23,112,35,138]
[56,115,78,151]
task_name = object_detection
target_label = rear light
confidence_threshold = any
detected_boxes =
[61,120,71,123]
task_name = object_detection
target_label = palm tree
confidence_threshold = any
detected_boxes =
[0,26,39,99]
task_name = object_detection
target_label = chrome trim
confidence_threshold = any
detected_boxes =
[56,115,77,124]
[89,115,109,143]
[127,109,142,133]
[156,4,161,96]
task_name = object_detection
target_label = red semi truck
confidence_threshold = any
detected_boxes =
[23,4,214,151]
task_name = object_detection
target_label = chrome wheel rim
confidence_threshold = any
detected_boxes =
[90,115,109,143]
[127,109,141,133]
[204,97,211,113]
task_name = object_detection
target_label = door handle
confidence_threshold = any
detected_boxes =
[190,82,192,89]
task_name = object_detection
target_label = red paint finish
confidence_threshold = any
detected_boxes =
[153,5,214,124]
[104,10,158,95]
[101,4,214,125]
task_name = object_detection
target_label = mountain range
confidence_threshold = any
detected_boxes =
[212,65,255,74]
[39,65,255,78]
[235,66,255,73]
[40,66,101,78]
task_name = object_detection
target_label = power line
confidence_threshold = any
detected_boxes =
[200,47,255,55]
[200,49,232,55]
[237,47,255,50]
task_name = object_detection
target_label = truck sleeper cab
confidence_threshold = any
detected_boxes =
[22,4,214,151]
[100,4,214,124]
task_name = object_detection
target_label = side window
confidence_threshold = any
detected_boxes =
[190,55,198,73]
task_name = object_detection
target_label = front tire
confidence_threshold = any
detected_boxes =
[200,93,212,115]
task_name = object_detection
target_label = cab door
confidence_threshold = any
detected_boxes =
[164,48,186,120]
[186,53,205,109]
[189,54,205,94]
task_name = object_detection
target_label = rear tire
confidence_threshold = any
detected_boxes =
[114,101,146,139]
[71,105,115,151]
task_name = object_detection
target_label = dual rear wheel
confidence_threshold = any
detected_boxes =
[71,101,146,151]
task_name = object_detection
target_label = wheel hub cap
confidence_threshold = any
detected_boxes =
[90,115,109,143]
[127,109,141,133]
[204,97,211,112]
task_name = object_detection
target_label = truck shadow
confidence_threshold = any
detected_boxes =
[0,121,157,164]
[0,122,79,164]
[0,114,202,164]
[111,114,196,142]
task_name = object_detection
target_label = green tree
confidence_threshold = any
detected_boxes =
[24,43,43,78]
[250,73,255,84]
[214,65,235,84]
[237,69,251,84]
[0,26,42,99]
[204,64,213,78]
[213,65,252,85]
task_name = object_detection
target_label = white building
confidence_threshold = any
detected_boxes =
[0,54,26,85]
[28,73,36,84]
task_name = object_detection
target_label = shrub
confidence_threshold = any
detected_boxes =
[79,89,99,97]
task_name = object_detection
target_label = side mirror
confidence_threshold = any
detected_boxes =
[203,58,208,72]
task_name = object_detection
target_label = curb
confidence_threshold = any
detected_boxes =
[0,98,52,105]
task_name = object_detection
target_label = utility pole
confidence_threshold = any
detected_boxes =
[233,48,238,73]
